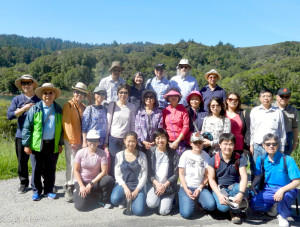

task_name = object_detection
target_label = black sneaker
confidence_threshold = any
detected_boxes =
[17,185,27,194]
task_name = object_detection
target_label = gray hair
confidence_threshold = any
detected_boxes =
[262,133,279,144]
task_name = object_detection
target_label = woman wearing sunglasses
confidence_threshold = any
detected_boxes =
[225,92,250,155]
[73,130,114,211]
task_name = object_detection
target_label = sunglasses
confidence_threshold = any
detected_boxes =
[74,90,86,96]
[193,141,203,145]
[119,91,128,95]
[43,91,54,95]
[155,68,164,72]
[279,95,290,99]
[208,76,218,79]
[144,96,155,99]
[264,143,278,147]
[228,98,239,102]
[21,81,33,86]
[180,66,189,69]
[87,139,99,143]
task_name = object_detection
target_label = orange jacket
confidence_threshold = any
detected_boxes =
[62,99,86,145]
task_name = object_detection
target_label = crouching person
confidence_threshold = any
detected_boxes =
[22,83,63,201]
[208,133,248,224]
[73,130,115,211]
[250,133,300,227]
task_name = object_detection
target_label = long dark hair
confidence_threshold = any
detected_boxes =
[225,92,241,112]
[208,97,226,117]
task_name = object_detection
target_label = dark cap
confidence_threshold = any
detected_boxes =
[154,63,165,69]
[277,88,291,95]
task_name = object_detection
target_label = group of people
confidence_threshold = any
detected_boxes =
[7,59,299,227]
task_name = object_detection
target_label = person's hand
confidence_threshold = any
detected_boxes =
[217,193,227,205]
[123,185,132,200]
[155,183,166,196]
[202,139,211,147]
[233,193,243,205]
[184,187,195,200]
[24,147,32,155]
[85,183,92,194]
[131,188,140,200]
[142,141,155,150]
[169,141,179,150]
[192,188,201,198]
[23,103,34,111]
[273,188,284,202]
[82,141,87,148]
[58,146,63,154]
[250,145,254,155]
[250,185,257,195]
[79,186,87,198]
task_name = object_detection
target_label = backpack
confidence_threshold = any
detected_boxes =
[214,151,240,172]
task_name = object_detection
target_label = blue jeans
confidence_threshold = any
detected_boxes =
[251,186,298,218]
[110,184,146,216]
[212,183,240,213]
[178,187,216,219]
[250,144,266,177]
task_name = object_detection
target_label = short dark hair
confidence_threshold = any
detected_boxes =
[117,83,131,94]
[153,128,169,144]
[260,89,273,96]
[131,72,145,87]
[124,131,138,141]
[219,133,236,145]
[142,90,158,107]
[263,133,279,144]
[164,87,182,102]
[208,97,226,117]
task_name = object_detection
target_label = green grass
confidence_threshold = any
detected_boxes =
[0,136,66,180]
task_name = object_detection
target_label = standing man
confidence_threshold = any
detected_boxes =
[98,61,125,103]
[7,75,40,194]
[208,133,248,224]
[274,88,299,155]
[62,82,88,202]
[251,133,300,227]
[145,63,170,109]
[170,59,199,107]
[250,89,286,176]
[200,69,226,112]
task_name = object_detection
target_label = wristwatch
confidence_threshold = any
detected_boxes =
[89,181,94,186]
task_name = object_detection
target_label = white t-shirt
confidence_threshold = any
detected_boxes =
[178,149,210,188]
[155,149,169,183]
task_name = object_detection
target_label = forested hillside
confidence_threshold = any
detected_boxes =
[0,35,299,106]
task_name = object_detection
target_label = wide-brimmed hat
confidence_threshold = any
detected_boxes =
[72,82,88,94]
[109,61,125,72]
[35,83,61,99]
[204,69,222,80]
[190,132,204,143]
[277,88,291,95]
[15,74,38,90]
[163,90,182,99]
[86,129,100,139]
[186,91,203,105]
[178,59,192,68]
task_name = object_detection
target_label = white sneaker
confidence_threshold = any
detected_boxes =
[277,214,289,227]
[104,203,112,209]
[118,204,125,209]
[267,203,278,217]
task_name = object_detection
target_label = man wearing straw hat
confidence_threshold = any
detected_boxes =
[98,61,125,103]
[200,69,226,112]
[22,83,63,201]
[7,75,40,194]
[62,82,89,202]
[170,59,199,107]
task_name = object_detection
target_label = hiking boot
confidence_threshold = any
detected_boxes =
[47,193,57,200]
[17,185,27,194]
[32,193,41,201]
[267,203,278,217]
[230,212,242,224]
[64,186,73,203]
[277,214,289,227]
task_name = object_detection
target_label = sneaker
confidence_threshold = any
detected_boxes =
[64,187,73,203]
[267,203,278,217]
[118,204,125,209]
[17,185,27,194]
[230,212,242,224]
[104,203,112,209]
[277,214,289,227]
[47,193,57,200]
[32,193,41,201]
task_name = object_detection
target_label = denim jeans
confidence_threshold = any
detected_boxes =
[178,187,216,219]
[110,184,146,216]
[250,143,266,177]
[212,183,240,213]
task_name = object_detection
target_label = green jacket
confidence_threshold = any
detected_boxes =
[22,100,63,153]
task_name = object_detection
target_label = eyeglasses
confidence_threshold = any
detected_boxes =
[144,96,155,99]
[74,90,86,96]
[43,91,54,96]
[87,139,99,143]
[208,76,218,80]
[228,98,239,102]
[119,91,128,95]
[155,68,164,72]
[210,105,221,109]
[180,66,189,69]
[21,81,33,86]
[264,143,278,147]
[279,95,290,99]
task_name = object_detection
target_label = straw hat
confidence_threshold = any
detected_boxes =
[15,74,38,90]
[204,69,222,80]
[35,83,61,99]
[72,82,88,94]
[109,61,125,72]
[178,59,192,68]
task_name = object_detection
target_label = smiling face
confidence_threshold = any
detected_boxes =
[259,92,272,108]
[154,68,164,80]
[219,139,235,157]
[21,80,34,94]
[189,95,201,110]
[191,140,203,153]
[168,95,180,107]
[276,94,290,108]
[207,74,218,86]
[42,89,55,107]
[210,100,221,116]
[144,92,155,107]
[226,94,239,111]
[118,88,129,103]
[124,135,137,152]
[111,67,122,81]
[263,138,278,156]
[155,134,167,150]
[73,89,85,103]
[134,74,143,86]
[87,139,99,152]
[179,65,190,77]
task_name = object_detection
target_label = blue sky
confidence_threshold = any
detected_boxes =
[1,0,300,47]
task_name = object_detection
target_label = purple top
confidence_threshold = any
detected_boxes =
[135,107,163,143]
[200,85,226,112]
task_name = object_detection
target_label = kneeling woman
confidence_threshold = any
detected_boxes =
[73,130,115,211]
[110,132,148,216]
[146,128,179,215]
[178,132,216,219]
